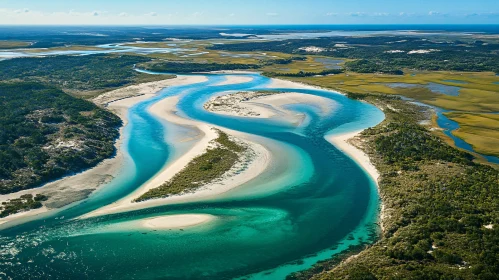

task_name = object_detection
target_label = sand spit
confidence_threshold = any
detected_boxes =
[326,131,380,182]
[204,91,335,124]
[82,95,270,218]
[0,76,207,226]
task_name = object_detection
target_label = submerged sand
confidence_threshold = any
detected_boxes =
[83,94,271,218]
[140,214,215,230]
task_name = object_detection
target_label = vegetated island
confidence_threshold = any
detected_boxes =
[203,90,282,117]
[134,129,253,202]
[289,93,499,280]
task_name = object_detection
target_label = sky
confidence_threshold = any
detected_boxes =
[0,0,498,25]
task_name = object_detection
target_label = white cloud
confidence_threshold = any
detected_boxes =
[229,13,235,17]
[266,12,279,17]
[373,12,390,17]
[13,8,30,14]
[347,12,367,17]
[399,12,416,17]
[428,11,440,16]
[192,12,203,17]
[145,12,158,17]
[465,12,499,17]
[119,12,129,17]
[326,12,338,16]
[91,11,99,16]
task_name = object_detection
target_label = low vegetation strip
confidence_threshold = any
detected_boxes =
[0,82,121,195]
[140,56,307,73]
[0,54,163,96]
[289,96,499,280]
[0,194,48,218]
[263,69,343,78]
[142,61,261,73]
[135,130,247,202]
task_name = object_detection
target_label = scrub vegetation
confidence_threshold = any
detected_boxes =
[0,82,121,195]
[142,61,261,73]
[0,194,48,218]
[289,95,499,280]
[208,36,499,74]
[140,56,307,73]
[0,54,169,97]
[135,130,247,202]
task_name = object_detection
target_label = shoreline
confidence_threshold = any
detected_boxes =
[82,94,271,219]
[325,131,380,182]
[0,76,207,227]
[204,90,336,126]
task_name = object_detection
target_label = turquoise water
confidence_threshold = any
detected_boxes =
[0,73,385,279]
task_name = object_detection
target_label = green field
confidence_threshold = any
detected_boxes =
[445,113,499,157]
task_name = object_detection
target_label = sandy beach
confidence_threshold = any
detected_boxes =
[83,94,271,218]
[204,90,336,125]
[0,76,207,226]
[325,131,380,182]
[267,77,330,91]
[93,75,207,106]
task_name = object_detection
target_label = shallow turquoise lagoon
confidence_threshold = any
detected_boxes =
[0,73,385,279]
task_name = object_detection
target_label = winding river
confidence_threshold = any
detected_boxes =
[0,73,384,279]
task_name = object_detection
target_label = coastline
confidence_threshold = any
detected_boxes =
[0,76,207,227]
[83,93,271,218]
[325,129,384,232]
[325,131,380,182]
